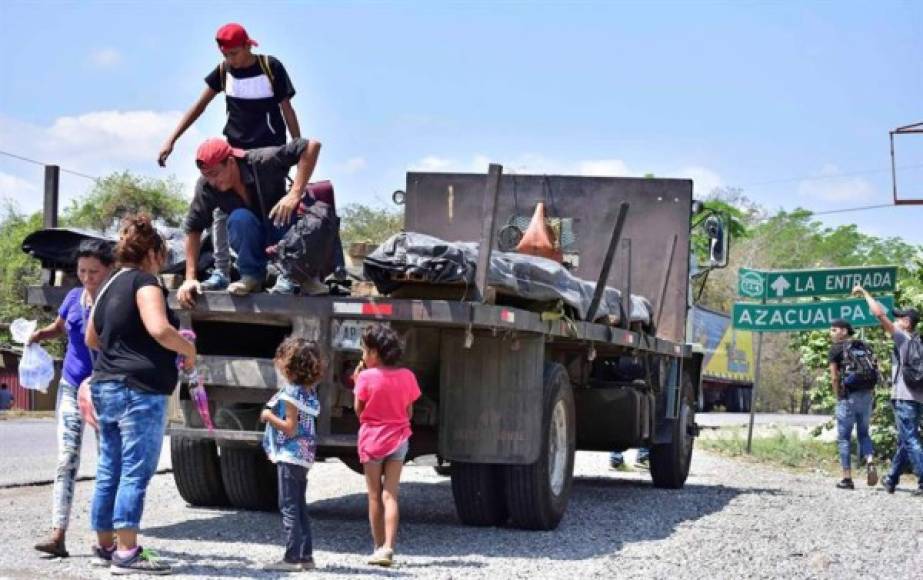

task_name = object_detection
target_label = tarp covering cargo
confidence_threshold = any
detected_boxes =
[21,227,214,275]
[364,232,653,326]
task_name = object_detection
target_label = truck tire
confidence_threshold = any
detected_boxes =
[650,371,695,489]
[219,446,278,511]
[451,462,508,526]
[170,435,229,507]
[502,362,576,530]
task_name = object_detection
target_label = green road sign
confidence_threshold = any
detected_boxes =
[732,295,894,332]
[737,266,897,300]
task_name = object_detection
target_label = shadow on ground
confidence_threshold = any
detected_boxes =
[144,471,785,576]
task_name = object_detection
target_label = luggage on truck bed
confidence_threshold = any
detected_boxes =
[364,231,653,327]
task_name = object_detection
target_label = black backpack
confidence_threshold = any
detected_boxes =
[899,334,923,392]
[842,340,879,391]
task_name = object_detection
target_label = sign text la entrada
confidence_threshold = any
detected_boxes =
[737,266,896,300]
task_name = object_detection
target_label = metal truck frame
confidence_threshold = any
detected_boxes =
[27,165,715,531]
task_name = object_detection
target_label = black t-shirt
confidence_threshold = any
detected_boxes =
[205,55,296,149]
[92,269,180,395]
[828,341,847,369]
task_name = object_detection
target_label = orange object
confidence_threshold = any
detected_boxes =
[516,202,563,262]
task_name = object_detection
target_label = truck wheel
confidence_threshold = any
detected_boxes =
[219,446,278,510]
[451,463,508,526]
[650,371,695,489]
[170,435,229,507]
[502,362,576,530]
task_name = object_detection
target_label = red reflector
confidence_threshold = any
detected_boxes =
[362,303,393,316]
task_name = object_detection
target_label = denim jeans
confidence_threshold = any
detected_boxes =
[52,381,95,529]
[835,389,874,469]
[887,399,923,485]
[277,462,313,562]
[227,208,293,279]
[90,380,167,531]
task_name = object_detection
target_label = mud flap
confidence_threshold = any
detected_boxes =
[439,330,544,464]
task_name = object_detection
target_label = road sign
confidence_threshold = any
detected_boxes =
[737,266,897,300]
[732,296,894,332]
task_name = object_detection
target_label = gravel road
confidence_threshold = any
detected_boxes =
[2,447,921,579]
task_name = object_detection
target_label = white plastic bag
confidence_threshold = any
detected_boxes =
[19,343,55,393]
[10,318,36,344]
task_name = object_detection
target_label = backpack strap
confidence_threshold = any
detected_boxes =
[258,54,275,85]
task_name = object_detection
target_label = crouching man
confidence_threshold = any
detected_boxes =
[854,285,923,495]
[178,137,321,307]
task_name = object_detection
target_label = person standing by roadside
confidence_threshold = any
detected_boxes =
[354,324,421,567]
[78,215,196,574]
[0,384,11,411]
[158,23,302,293]
[29,240,114,558]
[854,285,923,495]
[827,318,878,490]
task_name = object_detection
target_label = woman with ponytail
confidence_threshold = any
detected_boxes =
[78,214,195,575]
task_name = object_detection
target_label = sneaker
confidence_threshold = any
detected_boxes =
[368,547,394,567]
[262,559,302,572]
[300,559,317,571]
[111,547,171,575]
[200,270,230,291]
[836,478,855,490]
[609,453,624,470]
[90,544,116,567]
[268,274,298,295]
[227,275,263,296]
[867,463,879,487]
[301,276,329,296]
[881,475,897,494]
[33,537,68,558]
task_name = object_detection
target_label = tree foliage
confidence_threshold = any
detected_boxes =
[64,171,188,231]
[339,203,404,244]
[0,204,45,347]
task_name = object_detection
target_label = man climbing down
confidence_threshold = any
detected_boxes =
[177,137,323,306]
[158,22,301,292]
[827,318,878,489]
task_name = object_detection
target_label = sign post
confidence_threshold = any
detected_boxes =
[734,265,897,454]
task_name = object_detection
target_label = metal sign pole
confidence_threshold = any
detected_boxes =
[746,330,763,454]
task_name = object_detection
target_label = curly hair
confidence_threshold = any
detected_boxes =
[275,336,325,387]
[115,213,165,266]
[361,323,403,366]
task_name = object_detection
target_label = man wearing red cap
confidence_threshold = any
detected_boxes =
[177,136,321,305]
[158,23,302,293]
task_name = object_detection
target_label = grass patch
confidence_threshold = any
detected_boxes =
[700,427,840,475]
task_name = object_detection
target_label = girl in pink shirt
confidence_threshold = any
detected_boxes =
[353,324,421,567]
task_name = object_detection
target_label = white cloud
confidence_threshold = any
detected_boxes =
[677,165,724,197]
[89,48,123,68]
[409,155,456,172]
[575,159,631,177]
[0,171,40,210]
[337,157,367,175]
[0,111,204,212]
[797,163,875,202]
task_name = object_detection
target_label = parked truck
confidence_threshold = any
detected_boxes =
[691,305,755,412]
[26,166,728,531]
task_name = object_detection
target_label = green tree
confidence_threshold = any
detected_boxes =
[64,171,188,231]
[339,203,404,244]
[0,205,44,346]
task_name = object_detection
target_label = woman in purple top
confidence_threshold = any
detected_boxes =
[30,240,114,558]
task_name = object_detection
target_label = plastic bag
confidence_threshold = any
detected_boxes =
[19,343,55,393]
[10,318,36,344]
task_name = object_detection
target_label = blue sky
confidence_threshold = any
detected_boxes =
[1,1,921,243]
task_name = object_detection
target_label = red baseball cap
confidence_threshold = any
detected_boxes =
[215,23,258,52]
[196,138,244,170]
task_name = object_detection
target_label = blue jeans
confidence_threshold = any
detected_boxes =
[835,389,874,469]
[277,462,313,562]
[887,400,923,485]
[90,380,167,531]
[227,208,291,279]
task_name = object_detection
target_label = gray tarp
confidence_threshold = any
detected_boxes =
[364,232,653,326]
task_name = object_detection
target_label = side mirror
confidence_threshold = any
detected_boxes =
[704,215,729,268]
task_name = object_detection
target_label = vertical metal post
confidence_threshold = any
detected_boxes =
[746,329,764,454]
[43,165,60,229]
[587,202,629,322]
[475,164,503,302]
[619,239,632,330]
